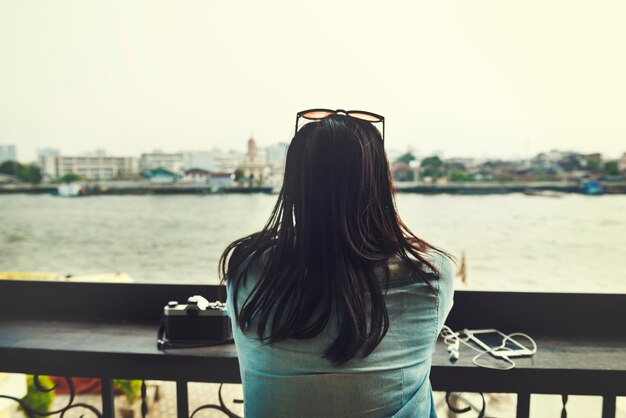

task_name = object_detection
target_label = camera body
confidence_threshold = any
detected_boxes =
[163,295,232,343]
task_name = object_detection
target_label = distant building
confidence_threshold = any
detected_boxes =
[262,142,289,187]
[0,145,16,163]
[181,149,247,173]
[40,155,138,180]
[139,152,184,174]
[619,152,626,172]
[182,168,210,184]
[265,142,289,169]
[445,158,476,170]
[391,162,416,182]
[585,153,602,165]
[209,172,235,190]
[0,173,20,184]
[214,149,246,173]
[182,151,216,172]
[141,167,178,183]
[531,151,562,172]
[36,149,60,181]
[237,137,270,182]
[39,155,57,180]
[37,148,60,159]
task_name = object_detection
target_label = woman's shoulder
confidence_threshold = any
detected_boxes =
[229,240,273,275]
[430,250,455,281]
[383,250,454,288]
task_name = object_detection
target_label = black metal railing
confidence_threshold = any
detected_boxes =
[0,280,624,418]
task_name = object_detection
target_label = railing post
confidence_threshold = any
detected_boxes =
[516,392,530,418]
[177,380,189,418]
[602,395,616,418]
[140,380,148,418]
[101,378,115,418]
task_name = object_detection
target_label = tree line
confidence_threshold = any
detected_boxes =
[0,160,42,184]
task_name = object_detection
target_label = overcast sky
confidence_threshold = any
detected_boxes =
[1,1,625,162]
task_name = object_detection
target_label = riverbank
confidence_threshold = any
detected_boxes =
[2,181,626,195]
[0,185,275,195]
[395,180,626,194]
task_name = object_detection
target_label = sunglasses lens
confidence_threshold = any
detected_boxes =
[301,110,334,120]
[347,112,382,122]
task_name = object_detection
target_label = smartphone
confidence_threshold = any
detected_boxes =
[464,329,534,358]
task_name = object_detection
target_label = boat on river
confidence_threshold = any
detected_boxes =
[581,180,605,195]
[523,189,564,198]
[57,182,85,197]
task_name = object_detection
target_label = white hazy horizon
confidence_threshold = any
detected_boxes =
[1,1,625,163]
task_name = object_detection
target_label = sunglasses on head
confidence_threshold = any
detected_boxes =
[295,108,385,141]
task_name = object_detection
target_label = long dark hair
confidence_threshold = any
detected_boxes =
[220,114,444,364]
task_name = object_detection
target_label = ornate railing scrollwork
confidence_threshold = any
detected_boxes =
[443,392,571,418]
[445,392,486,418]
[561,394,569,418]
[0,375,102,418]
[189,383,242,418]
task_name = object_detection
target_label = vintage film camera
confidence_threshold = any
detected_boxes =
[158,295,232,349]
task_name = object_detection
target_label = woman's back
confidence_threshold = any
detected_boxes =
[227,251,454,417]
[221,111,455,417]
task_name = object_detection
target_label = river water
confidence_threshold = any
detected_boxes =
[1,193,625,293]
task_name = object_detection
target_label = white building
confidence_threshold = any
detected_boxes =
[37,149,60,181]
[213,149,245,173]
[265,142,289,169]
[237,137,271,181]
[261,142,288,187]
[37,148,60,159]
[139,152,184,174]
[0,145,16,163]
[181,168,210,184]
[531,150,568,173]
[182,151,216,172]
[180,149,246,173]
[40,155,138,180]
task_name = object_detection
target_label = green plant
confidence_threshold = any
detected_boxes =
[420,156,444,178]
[0,161,42,184]
[449,170,472,182]
[0,160,21,176]
[19,164,42,184]
[532,171,547,181]
[495,173,512,182]
[233,168,245,182]
[59,173,82,183]
[395,152,416,165]
[18,375,55,417]
[114,379,142,406]
[604,161,619,176]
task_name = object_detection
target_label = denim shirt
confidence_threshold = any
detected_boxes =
[226,251,455,418]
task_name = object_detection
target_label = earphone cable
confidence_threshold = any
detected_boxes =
[440,326,537,371]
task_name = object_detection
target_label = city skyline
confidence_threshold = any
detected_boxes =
[1,140,625,165]
[2,2,626,162]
